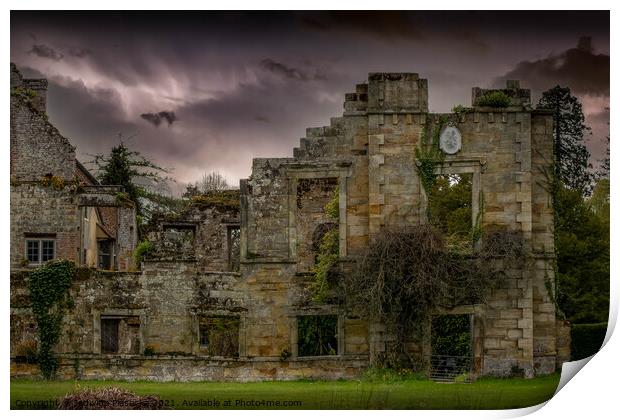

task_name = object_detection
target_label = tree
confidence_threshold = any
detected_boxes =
[184,170,230,197]
[537,86,594,194]
[90,138,172,218]
[598,135,610,179]
[198,171,230,192]
[427,174,472,240]
[555,184,609,324]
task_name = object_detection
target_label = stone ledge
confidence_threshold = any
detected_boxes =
[11,355,370,382]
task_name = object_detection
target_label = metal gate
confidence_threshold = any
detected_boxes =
[428,354,473,382]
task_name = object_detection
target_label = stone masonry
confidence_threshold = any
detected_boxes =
[10,66,568,381]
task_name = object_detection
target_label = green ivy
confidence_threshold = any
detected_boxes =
[451,104,471,116]
[134,239,154,267]
[311,229,339,303]
[324,186,340,219]
[27,260,75,379]
[415,116,448,194]
[311,187,340,303]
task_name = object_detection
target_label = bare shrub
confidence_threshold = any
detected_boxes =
[343,225,524,365]
[58,386,166,410]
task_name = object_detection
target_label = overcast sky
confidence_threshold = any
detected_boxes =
[10,11,609,194]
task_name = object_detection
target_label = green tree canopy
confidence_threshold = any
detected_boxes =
[555,184,609,323]
[537,86,593,194]
[90,139,172,220]
[428,174,473,247]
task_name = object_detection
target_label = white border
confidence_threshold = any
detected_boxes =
[2,3,616,420]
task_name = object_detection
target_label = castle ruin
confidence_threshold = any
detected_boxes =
[10,64,570,381]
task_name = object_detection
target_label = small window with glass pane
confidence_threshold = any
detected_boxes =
[26,240,39,264]
[24,237,55,265]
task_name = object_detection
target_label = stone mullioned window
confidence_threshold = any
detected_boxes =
[24,235,56,265]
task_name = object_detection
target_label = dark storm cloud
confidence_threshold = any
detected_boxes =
[259,59,327,82]
[29,43,63,61]
[10,10,609,186]
[299,11,423,41]
[499,37,609,96]
[260,59,311,81]
[140,111,177,127]
[176,78,333,134]
[67,46,92,58]
[16,66,129,135]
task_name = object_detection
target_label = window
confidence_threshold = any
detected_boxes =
[98,240,113,270]
[199,326,210,347]
[25,237,55,265]
[199,316,240,357]
[297,315,338,357]
[227,226,240,272]
[101,318,119,354]
[427,173,473,250]
[428,173,472,234]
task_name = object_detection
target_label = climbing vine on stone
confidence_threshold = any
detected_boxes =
[311,186,340,303]
[27,259,75,379]
[415,116,448,193]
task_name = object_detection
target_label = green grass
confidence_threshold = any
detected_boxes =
[11,374,560,410]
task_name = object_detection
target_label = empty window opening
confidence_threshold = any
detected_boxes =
[162,224,196,257]
[427,173,473,247]
[227,226,240,272]
[296,177,339,272]
[297,315,338,357]
[199,316,240,357]
[296,178,339,210]
[25,237,56,265]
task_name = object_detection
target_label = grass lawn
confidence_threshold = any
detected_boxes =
[11,374,560,410]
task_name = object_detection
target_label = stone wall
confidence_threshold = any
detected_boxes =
[10,184,80,268]
[147,200,239,272]
[116,205,137,271]
[243,158,294,260]
[11,355,367,382]
[10,64,75,182]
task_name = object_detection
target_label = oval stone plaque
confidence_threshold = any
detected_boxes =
[439,126,462,154]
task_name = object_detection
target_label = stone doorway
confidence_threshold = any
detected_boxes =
[429,314,473,382]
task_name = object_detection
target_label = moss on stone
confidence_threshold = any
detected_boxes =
[190,190,240,212]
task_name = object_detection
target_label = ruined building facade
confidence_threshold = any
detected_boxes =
[10,64,137,272]
[10,65,570,381]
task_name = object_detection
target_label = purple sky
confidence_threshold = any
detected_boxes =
[10,11,609,194]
